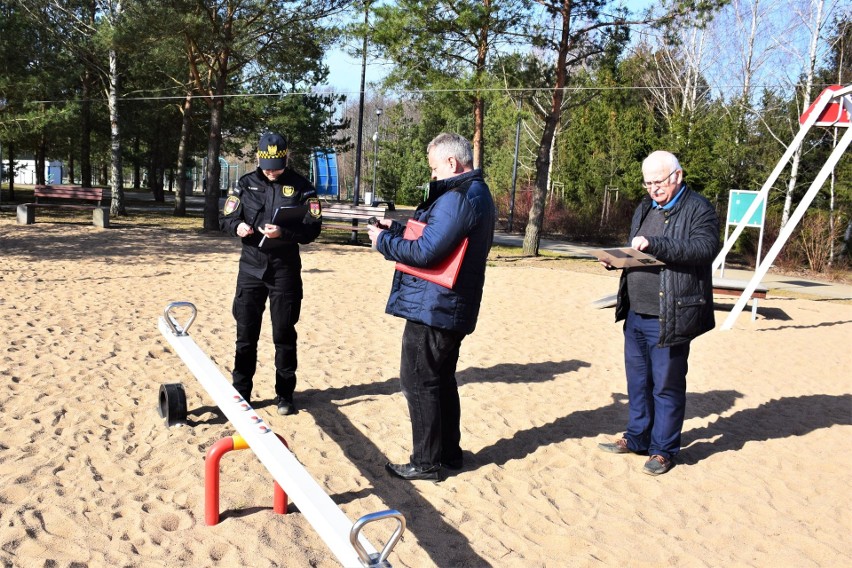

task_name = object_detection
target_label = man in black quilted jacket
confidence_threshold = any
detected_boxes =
[598,150,719,475]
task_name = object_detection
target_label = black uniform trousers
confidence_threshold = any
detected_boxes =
[231,264,302,403]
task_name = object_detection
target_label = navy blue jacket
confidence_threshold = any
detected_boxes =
[615,185,720,346]
[377,169,496,334]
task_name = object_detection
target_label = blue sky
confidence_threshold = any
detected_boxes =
[325,49,383,93]
[320,0,836,102]
[324,48,388,94]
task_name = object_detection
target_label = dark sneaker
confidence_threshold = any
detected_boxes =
[598,438,631,454]
[385,462,441,481]
[276,396,296,416]
[642,455,672,476]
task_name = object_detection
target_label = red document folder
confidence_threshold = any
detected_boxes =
[395,219,469,289]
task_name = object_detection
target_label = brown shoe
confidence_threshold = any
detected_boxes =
[642,455,672,475]
[598,438,630,454]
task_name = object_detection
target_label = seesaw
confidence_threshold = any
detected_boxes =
[157,301,405,568]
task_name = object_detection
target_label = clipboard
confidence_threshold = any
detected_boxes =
[395,220,469,288]
[587,247,664,268]
[270,204,308,226]
[258,204,309,250]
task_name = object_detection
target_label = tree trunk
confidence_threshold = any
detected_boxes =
[523,2,570,256]
[36,135,46,185]
[7,144,15,201]
[81,67,93,187]
[729,0,762,189]
[547,123,559,205]
[108,46,126,216]
[829,25,844,265]
[740,0,759,105]
[524,108,561,255]
[204,90,225,230]
[470,6,490,171]
[174,91,193,216]
[828,133,836,265]
[152,127,165,202]
[473,94,485,170]
[132,136,141,190]
[781,150,803,228]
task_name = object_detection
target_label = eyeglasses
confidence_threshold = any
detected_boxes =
[642,170,677,189]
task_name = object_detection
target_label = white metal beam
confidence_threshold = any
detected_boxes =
[720,121,852,329]
[710,86,844,273]
[158,310,401,567]
[712,85,851,329]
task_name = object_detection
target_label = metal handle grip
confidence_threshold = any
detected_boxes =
[163,301,197,336]
[350,509,406,566]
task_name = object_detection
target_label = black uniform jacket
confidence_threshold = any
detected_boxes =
[219,167,322,279]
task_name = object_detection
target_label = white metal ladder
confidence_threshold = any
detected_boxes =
[711,85,852,330]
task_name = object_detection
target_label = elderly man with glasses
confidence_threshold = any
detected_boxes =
[598,150,719,475]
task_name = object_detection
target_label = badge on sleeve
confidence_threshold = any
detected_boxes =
[307,198,322,218]
[223,195,240,215]
[282,185,295,197]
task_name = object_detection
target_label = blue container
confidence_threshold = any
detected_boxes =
[311,149,339,197]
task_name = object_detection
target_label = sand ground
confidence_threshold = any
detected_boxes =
[0,217,850,567]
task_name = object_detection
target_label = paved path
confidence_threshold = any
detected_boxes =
[123,192,850,301]
[492,233,852,301]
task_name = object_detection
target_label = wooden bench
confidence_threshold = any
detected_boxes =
[321,202,389,242]
[591,279,769,313]
[712,278,769,300]
[17,185,111,227]
[712,277,769,321]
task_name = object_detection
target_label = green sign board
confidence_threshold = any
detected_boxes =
[727,190,764,227]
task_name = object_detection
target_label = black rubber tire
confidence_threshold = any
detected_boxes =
[158,383,187,427]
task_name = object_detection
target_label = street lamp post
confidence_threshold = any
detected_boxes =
[370,108,382,205]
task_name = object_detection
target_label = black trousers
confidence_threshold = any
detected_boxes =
[399,320,465,468]
[231,267,301,402]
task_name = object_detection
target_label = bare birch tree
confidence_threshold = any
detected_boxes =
[18,0,132,215]
[780,0,829,228]
[637,19,715,148]
[104,0,126,216]
[706,0,842,233]
[826,16,850,264]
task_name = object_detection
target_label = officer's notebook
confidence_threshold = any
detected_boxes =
[394,219,469,289]
[587,247,664,268]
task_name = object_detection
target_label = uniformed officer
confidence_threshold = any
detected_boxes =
[219,132,322,415]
